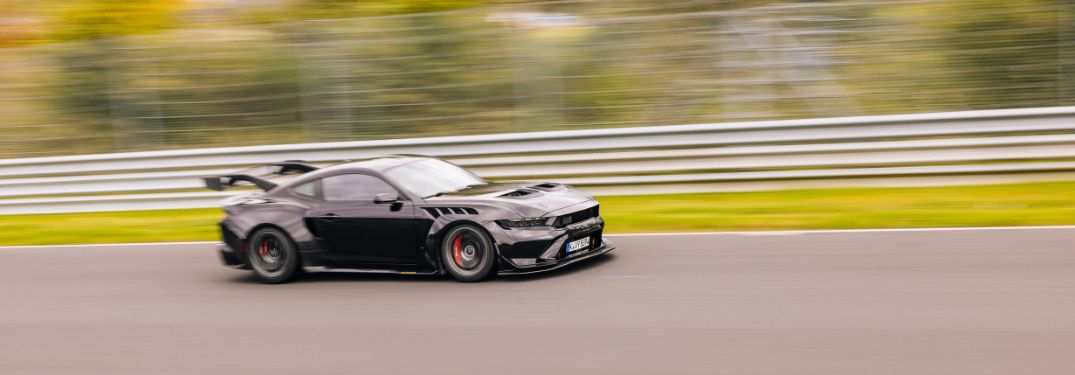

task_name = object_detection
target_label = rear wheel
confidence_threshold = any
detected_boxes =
[441,225,496,282]
[247,228,301,284]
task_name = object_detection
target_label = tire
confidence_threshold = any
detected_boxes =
[246,227,301,284]
[441,224,496,282]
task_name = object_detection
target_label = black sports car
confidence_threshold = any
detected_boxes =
[205,155,613,283]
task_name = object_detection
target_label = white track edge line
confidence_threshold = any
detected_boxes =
[610,225,1075,236]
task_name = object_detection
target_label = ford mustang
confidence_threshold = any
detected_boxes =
[205,155,613,283]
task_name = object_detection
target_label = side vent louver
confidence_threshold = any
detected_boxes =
[424,207,479,218]
[423,207,441,218]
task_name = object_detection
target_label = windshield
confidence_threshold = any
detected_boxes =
[385,158,486,198]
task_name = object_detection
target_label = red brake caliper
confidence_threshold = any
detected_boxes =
[452,236,463,265]
[259,240,268,257]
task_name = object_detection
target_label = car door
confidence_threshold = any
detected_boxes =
[308,173,422,265]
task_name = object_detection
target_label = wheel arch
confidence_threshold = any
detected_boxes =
[425,219,497,271]
[245,223,300,255]
[246,223,291,241]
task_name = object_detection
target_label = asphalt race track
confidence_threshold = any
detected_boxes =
[1,228,1074,375]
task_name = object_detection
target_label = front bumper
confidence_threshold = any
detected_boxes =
[491,215,613,274]
[497,238,615,275]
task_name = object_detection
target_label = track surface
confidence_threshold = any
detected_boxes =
[2,228,1074,375]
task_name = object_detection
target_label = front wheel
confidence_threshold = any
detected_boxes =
[246,228,301,284]
[441,225,496,282]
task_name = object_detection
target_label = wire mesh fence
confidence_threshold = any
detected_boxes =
[1,0,1072,158]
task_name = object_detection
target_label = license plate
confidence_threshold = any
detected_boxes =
[566,237,590,253]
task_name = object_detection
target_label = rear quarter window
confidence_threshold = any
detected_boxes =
[322,174,396,202]
[292,181,317,198]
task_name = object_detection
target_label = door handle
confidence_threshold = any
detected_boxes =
[321,213,339,222]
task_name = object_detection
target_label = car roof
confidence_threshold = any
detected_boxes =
[265,155,448,201]
[306,155,430,177]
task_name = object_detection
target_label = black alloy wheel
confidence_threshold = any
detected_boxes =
[247,228,301,284]
[441,225,496,282]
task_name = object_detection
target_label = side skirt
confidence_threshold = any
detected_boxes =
[302,266,441,276]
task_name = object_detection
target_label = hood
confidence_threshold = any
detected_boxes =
[427,181,594,217]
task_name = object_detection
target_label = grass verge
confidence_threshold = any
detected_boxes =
[2,180,1074,246]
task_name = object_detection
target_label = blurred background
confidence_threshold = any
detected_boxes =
[2,0,1073,156]
[2,0,1075,244]
[5,4,1075,373]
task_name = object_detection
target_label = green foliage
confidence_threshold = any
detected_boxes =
[878,0,1070,109]
[51,42,117,152]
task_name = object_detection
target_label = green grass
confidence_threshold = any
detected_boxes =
[600,181,1075,232]
[0,209,221,246]
[2,181,1074,246]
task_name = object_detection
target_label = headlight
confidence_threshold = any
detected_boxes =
[495,217,552,229]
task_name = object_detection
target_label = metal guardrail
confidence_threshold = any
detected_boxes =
[4,106,1075,214]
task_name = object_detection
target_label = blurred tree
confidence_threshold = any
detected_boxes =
[4,0,1075,157]
[879,0,1069,109]
[39,0,189,152]
[939,0,1066,107]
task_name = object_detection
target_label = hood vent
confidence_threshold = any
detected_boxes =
[529,182,563,191]
[499,188,539,198]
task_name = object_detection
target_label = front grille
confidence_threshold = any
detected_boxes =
[554,205,599,228]
[510,240,554,258]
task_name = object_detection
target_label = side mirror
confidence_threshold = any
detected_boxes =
[374,193,400,204]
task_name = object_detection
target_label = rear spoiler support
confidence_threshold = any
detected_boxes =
[202,161,318,192]
[202,175,278,192]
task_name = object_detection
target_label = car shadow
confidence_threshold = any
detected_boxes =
[226,253,617,284]
[494,253,617,283]
[227,271,449,284]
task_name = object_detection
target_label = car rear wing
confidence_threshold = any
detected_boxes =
[202,162,318,192]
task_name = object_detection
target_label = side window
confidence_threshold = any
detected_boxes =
[322,174,397,202]
[292,181,317,198]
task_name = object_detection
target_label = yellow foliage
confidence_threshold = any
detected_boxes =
[271,0,486,20]
[45,0,188,42]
